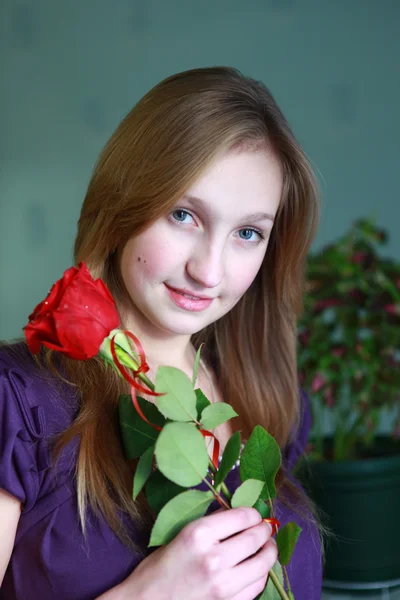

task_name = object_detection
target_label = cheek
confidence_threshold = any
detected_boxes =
[123,232,181,283]
[232,268,259,295]
[228,255,265,297]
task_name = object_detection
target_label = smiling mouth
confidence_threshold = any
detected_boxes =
[164,284,215,312]
[165,285,214,300]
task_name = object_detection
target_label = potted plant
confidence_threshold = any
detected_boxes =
[296,218,400,586]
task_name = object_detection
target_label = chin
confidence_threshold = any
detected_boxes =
[150,311,212,337]
[160,320,207,337]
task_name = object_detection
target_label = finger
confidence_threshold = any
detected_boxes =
[200,507,262,542]
[220,539,278,598]
[218,521,272,569]
[229,576,268,600]
[172,508,263,572]
[213,507,226,514]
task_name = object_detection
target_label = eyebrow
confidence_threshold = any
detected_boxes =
[182,194,275,224]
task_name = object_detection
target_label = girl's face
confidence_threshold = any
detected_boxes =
[119,148,282,339]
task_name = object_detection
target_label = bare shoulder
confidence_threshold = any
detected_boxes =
[0,488,21,584]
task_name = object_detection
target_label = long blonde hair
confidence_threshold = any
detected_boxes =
[52,66,319,544]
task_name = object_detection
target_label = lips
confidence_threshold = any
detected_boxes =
[165,285,214,300]
[164,284,215,312]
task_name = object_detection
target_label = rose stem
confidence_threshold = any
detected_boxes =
[208,461,232,501]
[269,569,290,600]
[125,350,289,599]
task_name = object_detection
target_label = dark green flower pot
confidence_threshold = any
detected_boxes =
[298,442,400,584]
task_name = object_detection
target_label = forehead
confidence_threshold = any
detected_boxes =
[184,148,283,221]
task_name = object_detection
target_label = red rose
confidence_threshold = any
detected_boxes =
[23,262,120,360]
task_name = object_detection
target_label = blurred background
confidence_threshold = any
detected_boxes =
[1,3,400,597]
[1,0,399,342]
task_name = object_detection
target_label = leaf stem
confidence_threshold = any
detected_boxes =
[282,566,292,597]
[208,460,232,501]
[139,371,156,391]
[269,567,291,600]
[220,481,232,502]
[201,473,230,509]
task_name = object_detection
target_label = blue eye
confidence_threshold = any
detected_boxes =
[171,209,193,223]
[238,228,264,242]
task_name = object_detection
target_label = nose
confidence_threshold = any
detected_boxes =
[185,239,224,289]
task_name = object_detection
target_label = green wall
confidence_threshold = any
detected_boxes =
[1,1,399,339]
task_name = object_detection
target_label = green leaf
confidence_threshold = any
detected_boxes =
[118,395,165,459]
[276,522,302,566]
[214,431,241,489]
[231,479,265,508]
[195,388,211,419]
[192,344,204,387]
[133,445,154,500]
[155,367,197,422]
[200,403,238,430]
[240,426,282,500]
[155,422,209,487]
[253,497,271,519]
[255,562,284,599]
[145,470,185,514]
[149,490,214,546]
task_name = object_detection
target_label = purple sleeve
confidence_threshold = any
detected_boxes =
[283,389,312,471]
[0,360,43,511]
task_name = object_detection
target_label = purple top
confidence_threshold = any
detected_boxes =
[0,343,322,599]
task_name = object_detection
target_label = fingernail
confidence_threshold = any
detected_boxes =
[262,519,272,534]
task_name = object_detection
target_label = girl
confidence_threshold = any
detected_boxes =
[0,66,321,599]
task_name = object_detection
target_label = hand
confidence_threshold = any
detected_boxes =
[122,507,278,600]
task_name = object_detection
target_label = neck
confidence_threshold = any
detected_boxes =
[119,315,216,406]
[145,343,195,381]
[119,310,195,379]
